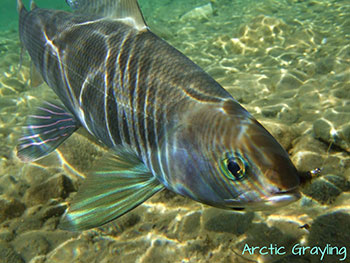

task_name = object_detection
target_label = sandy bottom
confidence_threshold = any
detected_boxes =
[1,0,350,262]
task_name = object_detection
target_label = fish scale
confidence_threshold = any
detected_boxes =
[17,0,301,231]
[45,15,221,156]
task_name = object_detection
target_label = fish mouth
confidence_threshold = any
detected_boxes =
[224,188,301,210]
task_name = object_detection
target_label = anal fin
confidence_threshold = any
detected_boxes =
[17,101,80,162]
[59,152,164,231]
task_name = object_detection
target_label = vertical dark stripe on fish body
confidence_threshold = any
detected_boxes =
[118,31,142,154]
[129,32,166,163]
[105,45,121,146]
[128,34,147,158]
[128,32,169,174]
[71,34,111,144]
[58,20,129,147]
[114,31,134,147]
[20,9,234,179]
[137,40,162,171]
[80,71,114,145]
[106,28,131,146]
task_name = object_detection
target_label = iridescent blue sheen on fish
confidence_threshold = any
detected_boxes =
[16,0,300,231]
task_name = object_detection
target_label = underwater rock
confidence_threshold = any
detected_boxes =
[237,15,288,50]
[313,118,333,143]
[313,116,350,153]
[292,151,324,175]
[333,85,350,100]
[181,211,201,235]
[58,132,103,173]
[203,208,254,235]
[12,231,51,262]
[0,84,18,96]
[121,213,141,228]
[1,78,26,93]
[308,211,350,263]
[296,84,322,112]
[0,96,17,109]
[149,211,179,237]
[8,216,43,235]
[278,108,300,124]
[272,255,310,263]
[105,212,141,234]
[43,238,99,263]
[22,165,54,186]
[337,44,350,60]
[0,241,24,263]
[301,176,342,204]
[315,57,334,75]
[323,174,350,192]
[38,204,66,222]
[240,222,299,252]
[98,212,141,237]
[41,230,78,252]
[276,74,303,91]
[0,196,26,224]
[180,3,213,21]
[24,174,75,206]
[261,105,285,118]
[316,107,350,146]
[206,66,227,80]
[290,134,327,168]
[141,241,182,263]
[0,174,29,198]
[177,211,202,241]
[0,229,14,242]
[0,0,348,262]
[262,121,298,150]
[150,188,194,207]
[41,234,146,263]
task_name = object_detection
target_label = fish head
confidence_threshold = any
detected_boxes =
[163,99,300,210]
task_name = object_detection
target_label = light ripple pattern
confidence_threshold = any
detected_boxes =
[0,0,349,262]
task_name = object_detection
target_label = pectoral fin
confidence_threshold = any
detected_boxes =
[16,101,80,162]
[59,152,164,231]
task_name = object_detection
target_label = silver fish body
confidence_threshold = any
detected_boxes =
[17,0,300,230]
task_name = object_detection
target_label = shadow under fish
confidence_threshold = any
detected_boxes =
[16,0,301,231]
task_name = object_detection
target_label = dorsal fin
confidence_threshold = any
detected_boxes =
[17,0,26,13]
[30,0,38,10]
[66,0,148,31]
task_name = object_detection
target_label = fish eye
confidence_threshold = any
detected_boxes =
[220,155,246,181]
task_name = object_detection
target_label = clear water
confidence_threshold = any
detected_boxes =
[1,0,350,262]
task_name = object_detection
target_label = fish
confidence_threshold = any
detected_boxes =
[16,0,301,231]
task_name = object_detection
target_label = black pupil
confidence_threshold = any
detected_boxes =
[227,159,241,178]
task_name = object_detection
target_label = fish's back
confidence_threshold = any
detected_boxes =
[19,7,232,162]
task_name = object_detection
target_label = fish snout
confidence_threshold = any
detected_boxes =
[263,187,301,207]
[264,166,300,192]
[257,167,301,208]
